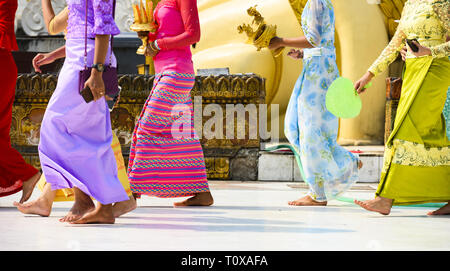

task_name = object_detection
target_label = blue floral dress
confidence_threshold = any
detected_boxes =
[284,0,359,201]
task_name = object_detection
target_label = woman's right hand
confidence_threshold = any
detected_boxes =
[268,36,284,50]
[32,53,56,73]
[354,71,374,94]
[400,46,407,61]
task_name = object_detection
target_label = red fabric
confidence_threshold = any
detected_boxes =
[152,0,200,50]
[148,32,157,42]
[0,50,38,197]
[0,0,18,51]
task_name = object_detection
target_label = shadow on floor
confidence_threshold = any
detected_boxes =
[68,221,355,234]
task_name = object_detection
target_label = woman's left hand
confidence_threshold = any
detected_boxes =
[145,41,159,57]
[354,71,374,94]
[408,40,431,57]
[268,36,283,50]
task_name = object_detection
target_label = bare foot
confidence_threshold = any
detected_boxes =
[71,204,115,224]
[358,160,363,169]
[427,202,450,216]
[354,196,393,215]
[19,171,42,203]
[60,199,95,223]
[14,197,52,217]
[112,195,137,218]
[173,192,214,207]
[288,195,327,206]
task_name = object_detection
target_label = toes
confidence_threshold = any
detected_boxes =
[70,218,85,224]
[60,215,72,222]
[173,201,187,207]
[67,215,79,222]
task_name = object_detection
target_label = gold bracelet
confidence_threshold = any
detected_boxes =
[149,41,158,52]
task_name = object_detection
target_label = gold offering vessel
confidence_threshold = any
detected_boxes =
[237,5,284,57]
[130,0,157,55]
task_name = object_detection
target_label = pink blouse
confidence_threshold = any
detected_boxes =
[151,0,201,74]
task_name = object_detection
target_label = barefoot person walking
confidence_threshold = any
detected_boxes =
[14,0,136,220]
[130,0,213,206]
[38,0,129,224]
[354,0,450,216]
[269,0,362,206]
[0,0,41,203]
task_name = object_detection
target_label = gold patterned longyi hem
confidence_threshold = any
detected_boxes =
[384,139,450,169]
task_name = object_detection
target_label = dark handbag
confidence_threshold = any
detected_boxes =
[79,66,119,102]
[79,0,119,103]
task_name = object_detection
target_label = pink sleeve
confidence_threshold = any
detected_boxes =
[156,0,201,50]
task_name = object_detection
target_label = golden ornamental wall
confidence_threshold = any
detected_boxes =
[11,73,266,180]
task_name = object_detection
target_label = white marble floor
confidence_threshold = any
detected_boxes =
[0,181,448,251]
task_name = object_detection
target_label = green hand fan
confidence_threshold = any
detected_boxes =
[326,77,371,119]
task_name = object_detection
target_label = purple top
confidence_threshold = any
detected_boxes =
[66,0,120,39]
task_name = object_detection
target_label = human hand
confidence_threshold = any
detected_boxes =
[287,49,303,59]
[144,41,159,57]
[32,53,56,73]
[268,36,283,50]
[400,46,407,61]
[354,71,374,94]
[408,40,431,57]
[84,70,105,101]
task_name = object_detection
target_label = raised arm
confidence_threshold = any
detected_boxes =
[155,0,201,50]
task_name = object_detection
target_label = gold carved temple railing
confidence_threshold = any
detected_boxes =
[11,73,266,180]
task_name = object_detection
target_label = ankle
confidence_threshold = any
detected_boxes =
[377,196,393,204]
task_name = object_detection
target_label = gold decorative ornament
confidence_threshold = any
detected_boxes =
[130,0,157,55]
[237,5,284,57]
